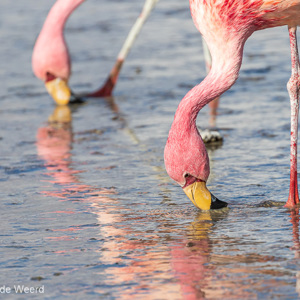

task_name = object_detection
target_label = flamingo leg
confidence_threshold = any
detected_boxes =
[202,37,220,126]
[286,26,300,207]
[87,0,159,97]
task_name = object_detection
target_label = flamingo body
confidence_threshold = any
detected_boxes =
[165,0,300,209]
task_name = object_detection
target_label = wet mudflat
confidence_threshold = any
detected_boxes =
[1,0,300,299]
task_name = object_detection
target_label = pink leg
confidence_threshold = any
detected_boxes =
[85,0,158,98]
[285,26,300,207]
[87,59,123,97]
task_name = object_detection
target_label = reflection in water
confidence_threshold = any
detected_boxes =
[36,105,116,234]
[36,106,76,186]
[35,104,229,298]
[171,211,215,300]
[171,209,297,300]
[290,208,300,255]
[35,105,222,298]
[290,208,300,297]
[35,105,300,299]
[35,105,178,297]
[170,210,256,300]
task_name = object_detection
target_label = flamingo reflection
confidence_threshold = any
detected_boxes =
[34,105,215,298]
[36,105,118,197]
[34,106,263,299]
[36,106,77,188]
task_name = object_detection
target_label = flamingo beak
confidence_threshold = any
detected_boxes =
[45,78,71,105]
[183,181,228,210]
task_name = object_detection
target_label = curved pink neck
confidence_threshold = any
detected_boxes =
[32,0,86,80]
[164,42,244,185]
[172,43,244,132]
[43,0,85,32]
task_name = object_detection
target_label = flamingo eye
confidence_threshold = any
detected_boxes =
[184,173,189,178]
[45,72,56,82]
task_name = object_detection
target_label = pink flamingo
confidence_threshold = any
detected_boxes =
[32,0,158,105]
[164,0,300,210]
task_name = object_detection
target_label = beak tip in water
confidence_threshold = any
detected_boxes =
[210,194,228,209]
[183,181,228,210]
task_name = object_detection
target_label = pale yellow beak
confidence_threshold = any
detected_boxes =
[45,78,71,106]
[183,181,228,210]
[183,181,212,210]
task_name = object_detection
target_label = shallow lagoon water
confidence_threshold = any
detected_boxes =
[1,0,300,299]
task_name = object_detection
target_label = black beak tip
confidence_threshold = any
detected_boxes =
[70,91,85,104]
[210,194,228,209]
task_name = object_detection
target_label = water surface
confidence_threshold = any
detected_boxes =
[1,0,300,298]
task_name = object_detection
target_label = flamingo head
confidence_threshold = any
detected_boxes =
[44,72,72,106]
[32,24,72,106]
[164,122,227,210]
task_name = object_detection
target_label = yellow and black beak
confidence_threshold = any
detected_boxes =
[45,78,71,106]
[183,181,227,210]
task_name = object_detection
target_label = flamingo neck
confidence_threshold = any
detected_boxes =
[43,0,85,33]
[164,42,244,185]
[32,0,85,80]
[172,42,244,132]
